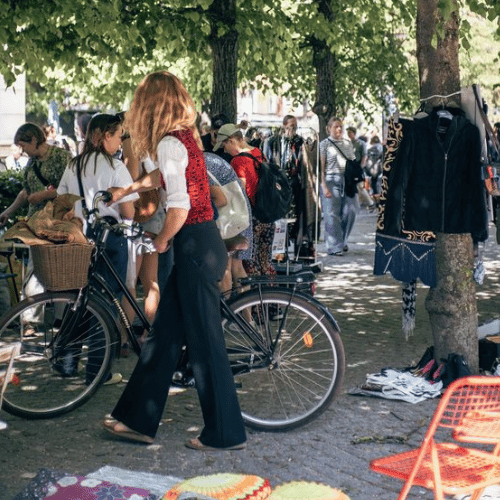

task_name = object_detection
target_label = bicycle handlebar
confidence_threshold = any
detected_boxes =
[93,190,112,209]
[88,191,157,253]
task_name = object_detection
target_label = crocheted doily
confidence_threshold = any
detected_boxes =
[268,481,350,500]
[163,473,272,500]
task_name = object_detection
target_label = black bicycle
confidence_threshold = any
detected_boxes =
[0,192,345,431]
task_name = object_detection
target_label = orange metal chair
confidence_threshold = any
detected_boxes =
[370,376,500,500]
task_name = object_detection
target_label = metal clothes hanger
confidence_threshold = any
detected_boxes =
[419,90,462,103]
[419,91,462,118]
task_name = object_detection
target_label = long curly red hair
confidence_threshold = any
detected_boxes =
[124,71,202,162]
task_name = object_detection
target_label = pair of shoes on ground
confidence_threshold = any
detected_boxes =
[103,417,154,444]
[328,245,349,256]
[185,436,246,451]
[102,418,245,450]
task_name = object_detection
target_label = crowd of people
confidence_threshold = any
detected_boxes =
[0,70,384,449]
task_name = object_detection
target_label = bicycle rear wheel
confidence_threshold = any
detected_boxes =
[223,289,345,431]
[0,291,117,419]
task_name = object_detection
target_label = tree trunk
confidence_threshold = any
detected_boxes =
[425,234,478,372]
[416,0,460,107]
[208,0,238,122]
[312,47,337,141]
[311,0,337,141]
[416,0,479,372]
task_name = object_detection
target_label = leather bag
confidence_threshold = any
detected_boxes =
[133,162,160,223]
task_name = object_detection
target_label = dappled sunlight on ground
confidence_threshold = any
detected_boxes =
[313,213,500,391]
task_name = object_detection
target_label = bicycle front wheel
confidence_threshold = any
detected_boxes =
[0,291,117,419]
[223,289,345,431]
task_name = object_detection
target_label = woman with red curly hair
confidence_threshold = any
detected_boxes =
[103,71,246,451]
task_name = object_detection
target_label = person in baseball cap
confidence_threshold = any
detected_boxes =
[213,123,240,151]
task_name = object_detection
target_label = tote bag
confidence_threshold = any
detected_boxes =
[207,171,250,240]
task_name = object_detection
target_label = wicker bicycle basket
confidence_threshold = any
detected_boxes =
[31,243,94,291]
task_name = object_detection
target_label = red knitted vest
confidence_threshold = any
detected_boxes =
[164,130,214,226]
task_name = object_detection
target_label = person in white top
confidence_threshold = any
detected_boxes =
[57,116,138,232]
[103,71,246,450]
[57,114,138,383]
[319,117,359,256]
[120,128,166,352]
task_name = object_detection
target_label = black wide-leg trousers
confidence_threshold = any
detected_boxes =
[112,220,247,448]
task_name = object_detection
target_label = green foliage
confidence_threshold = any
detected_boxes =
[459,10,500,121]
[0,0,498,125]
[0,170,27,227]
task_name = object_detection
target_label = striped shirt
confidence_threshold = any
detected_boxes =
[319,138,355,176]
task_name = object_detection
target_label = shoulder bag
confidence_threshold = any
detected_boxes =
[133,161,160,223]
[207,170,250,240]
[30,158,50,187]
[328,139,364,198]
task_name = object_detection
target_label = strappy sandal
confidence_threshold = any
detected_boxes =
[185,437,246,451]
[102,417,154,444]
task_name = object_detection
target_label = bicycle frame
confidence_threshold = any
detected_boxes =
[88,232,152,354]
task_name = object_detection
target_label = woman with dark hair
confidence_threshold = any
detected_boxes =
[103,71,246,450]
[0,123,72,335]
[56,113,139,385]
[0,123,71,226]
[57,113,138,286]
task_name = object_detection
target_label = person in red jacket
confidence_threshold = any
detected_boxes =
[214,123,275,277]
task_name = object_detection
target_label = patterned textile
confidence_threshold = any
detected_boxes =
[374,118,436,287]
[163,473,271,500]
[319,138,354,176]
[167,130,214,226]
[243,216,275,277]
[402,281,417,340]
[12,469,66,500]
[44,475,155,500]
[374,233,436,288]
[268,481,350,500]
[23,146,72,216]
[12,469,158,500]
[374,118,437,337]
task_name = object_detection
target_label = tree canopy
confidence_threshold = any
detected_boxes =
[0,0,498,122]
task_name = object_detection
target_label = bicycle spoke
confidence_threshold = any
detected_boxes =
[0,292,115,419]
[225,289,344,431]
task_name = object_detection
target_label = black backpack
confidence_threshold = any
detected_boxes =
[237,152,292,224]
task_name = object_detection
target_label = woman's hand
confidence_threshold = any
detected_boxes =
[321,182,332,198]
[153,235,171,254]
[107,187,127,205]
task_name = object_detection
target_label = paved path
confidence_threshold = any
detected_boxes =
[1,211,500,500]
